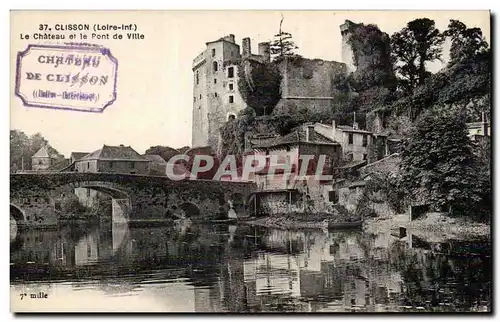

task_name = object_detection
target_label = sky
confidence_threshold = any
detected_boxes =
[10,10,490,157]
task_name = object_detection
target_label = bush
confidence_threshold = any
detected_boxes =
[61,195,87,215]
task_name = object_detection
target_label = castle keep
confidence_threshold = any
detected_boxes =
[191,35,271,149]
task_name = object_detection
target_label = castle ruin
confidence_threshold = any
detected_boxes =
[191,21,358,151]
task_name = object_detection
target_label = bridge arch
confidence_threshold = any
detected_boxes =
[172,202,201,219]
[79,185,130,199]
[10,204,26,225]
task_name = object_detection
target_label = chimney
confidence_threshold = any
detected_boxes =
[223,34,235,43]
[258,42,270,62]
[306,125,315,142]
[331,120,337,140]
[353,112,359,130]
[242,37,251,57]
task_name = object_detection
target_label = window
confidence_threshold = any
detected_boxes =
[199,94,201,99]
[214,78,217,84]
[228,114,236,121]
[87,162,90,169]
[87,188,90,197]
[328,190,339,203]
[196,71,199,85]
[193,96,196,102]
[229,83,234,91]
[213,61,218,72]
[363,153,367,160]
[211,48,216,57]
[214,93,218,97]
[229,95,234,103]
[87,244,92,257]
[228,67,234,78]
[348,133,353,144]
[109,161,114,168]
[362,134,368,147]
[130,162,135,169]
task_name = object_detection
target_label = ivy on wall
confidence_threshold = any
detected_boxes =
[236,59,282,116]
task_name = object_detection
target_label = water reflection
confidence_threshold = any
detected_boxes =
[10,220,491,312]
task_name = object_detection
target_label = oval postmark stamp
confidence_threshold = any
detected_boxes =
[15,44,118,113]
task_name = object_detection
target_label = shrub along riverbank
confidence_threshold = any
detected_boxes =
[244,209,362,230]
[363,212,490,243]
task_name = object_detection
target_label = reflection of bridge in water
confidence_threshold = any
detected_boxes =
[10,223,491,312]
[10,173,256,227]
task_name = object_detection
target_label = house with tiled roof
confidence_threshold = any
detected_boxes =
[31,145,54,171]
[70,152,90,164]
[314,120,389,162]
[246,124,343,215]
[74,144,150,174]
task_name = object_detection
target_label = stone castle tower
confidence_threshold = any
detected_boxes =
[340,20,358,74]
[191,35,270,150]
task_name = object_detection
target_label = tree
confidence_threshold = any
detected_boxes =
[399,110,486,215]
[219,107,257,158]
[10,130,30,171]
[390,48,491,121]
[444,19,488,67]
[391,18,445,92]
[347,23,396,91]
[269,16,299,61]
[145,146,180,162]
[10,130,64,172]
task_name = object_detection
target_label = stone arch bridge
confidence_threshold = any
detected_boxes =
[10,173,256,227]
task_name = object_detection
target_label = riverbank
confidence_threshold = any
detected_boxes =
[243,211,361,230]
[363,212,490,242]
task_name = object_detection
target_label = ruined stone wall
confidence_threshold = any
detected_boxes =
[275,57,347,116]
[259,191,304,215]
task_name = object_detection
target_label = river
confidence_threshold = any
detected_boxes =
[10,220,491,313]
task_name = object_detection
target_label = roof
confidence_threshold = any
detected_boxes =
[143,154,167,164]
[349,181,367,188]
[32,146,51,158]
[336,125,373,134]
[70,152,90,161]
[49,158,70,170]
[334,160,367,170]
[250,125,340,149]
[80,145,149,162]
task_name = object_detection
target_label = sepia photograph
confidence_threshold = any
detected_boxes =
[9,10,491,313]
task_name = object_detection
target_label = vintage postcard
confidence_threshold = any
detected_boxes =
[10,10,491,313]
